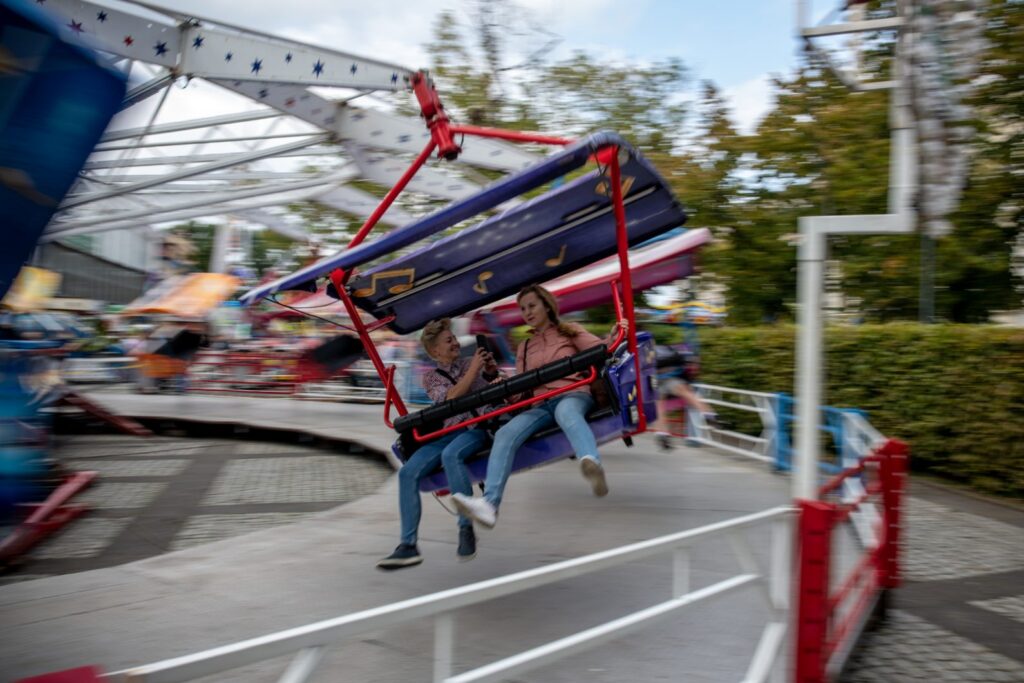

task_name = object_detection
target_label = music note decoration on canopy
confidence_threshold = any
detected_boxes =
[352,268,416,298]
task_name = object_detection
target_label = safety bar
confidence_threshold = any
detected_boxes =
[393,344,607,433]
[411,367,598,443]
[395,276,626,444]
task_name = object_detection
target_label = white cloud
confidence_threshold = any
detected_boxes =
[722,74,775,135]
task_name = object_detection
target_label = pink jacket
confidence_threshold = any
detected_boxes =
[515,323,604,398]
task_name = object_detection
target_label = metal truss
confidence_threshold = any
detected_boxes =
[38,0,539,251]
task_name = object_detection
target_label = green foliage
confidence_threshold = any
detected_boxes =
[171,221,215,271]
[696,324,1024,498]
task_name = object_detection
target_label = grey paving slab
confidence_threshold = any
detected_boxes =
[73,482,168,509]
[902,496,1024,581]
[844,610,1024,683]
[201,456,388,505]
[971,595,1024,625]
[65,459,191,477]
[30,519,133,560]
[171,513,312,551]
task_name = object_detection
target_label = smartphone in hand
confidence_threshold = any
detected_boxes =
[475,334,491,354]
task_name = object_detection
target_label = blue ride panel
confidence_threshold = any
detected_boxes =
[0,0,126,298]
[349,153,686,334]
[239,131,686,315]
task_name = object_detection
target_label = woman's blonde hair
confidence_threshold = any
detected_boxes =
[516,285,578,337]
[420,318,452,357]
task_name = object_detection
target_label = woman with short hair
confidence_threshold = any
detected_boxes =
[376,318,498,570]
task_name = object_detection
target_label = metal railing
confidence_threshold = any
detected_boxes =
[107,506,795,683]
[688,383,780,464]
[687,386,885,550]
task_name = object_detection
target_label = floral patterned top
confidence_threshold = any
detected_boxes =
[421,357,496,429]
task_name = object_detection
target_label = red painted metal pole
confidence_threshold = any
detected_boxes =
[608,280,627,350]
[411,72,461,160]
[344,139,437,255]
[608,148,646,433]
[878,439,908,589]
[0,471,97,563]
[795,498,834,683]
[329,269,409,419]
[449,124,574,147]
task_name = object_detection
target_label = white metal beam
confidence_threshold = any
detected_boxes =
[44,0,414,89]
[59,134,331,210]
[100,110,281,142]
[48,169,353,235]
[42,186,332,240]
[82,147,340,170]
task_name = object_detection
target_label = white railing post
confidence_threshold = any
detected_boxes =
[108,508,795,683]
[434,612,454,683]
[276,646,324,683]
[769,517,791,683]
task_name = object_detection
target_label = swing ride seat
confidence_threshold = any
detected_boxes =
[240,131,683,491]
[391,335,658,493]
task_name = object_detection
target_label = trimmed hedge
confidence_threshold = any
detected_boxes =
[691,324,1024,499]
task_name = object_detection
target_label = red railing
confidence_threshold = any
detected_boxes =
[794,438,909,682]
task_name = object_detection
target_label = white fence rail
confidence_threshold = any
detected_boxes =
[688,383,780,464]
[107,506,795,683]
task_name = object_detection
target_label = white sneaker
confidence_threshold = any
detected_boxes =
[451,493,498,529]
[580,456,608,497]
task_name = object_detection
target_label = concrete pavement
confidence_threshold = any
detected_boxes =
[1,390,1021,682]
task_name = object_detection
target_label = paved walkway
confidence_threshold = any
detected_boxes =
[0,391,1021,682]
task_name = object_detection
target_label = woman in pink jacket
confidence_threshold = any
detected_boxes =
[453,284,623,529]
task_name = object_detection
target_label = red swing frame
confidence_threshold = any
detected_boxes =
[324,72,647,445]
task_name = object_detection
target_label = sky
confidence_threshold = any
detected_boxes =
[147,0,804,134]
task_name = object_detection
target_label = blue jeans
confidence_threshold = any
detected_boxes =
[484,391,597,510]
[398,427,488,545]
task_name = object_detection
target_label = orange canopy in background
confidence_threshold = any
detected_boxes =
[1,266,62,312]
[123,273,239,319]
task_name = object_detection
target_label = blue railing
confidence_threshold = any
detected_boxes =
[774,393,870,474]
[690,384,876,475]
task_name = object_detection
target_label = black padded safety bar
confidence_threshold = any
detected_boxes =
[393,344,608,434]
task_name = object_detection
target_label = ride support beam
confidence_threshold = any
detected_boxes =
[411,72,461,161]
[877,439,908,589]
[329,269,409,419]
[608,148,646,433]
[343,139,437,256]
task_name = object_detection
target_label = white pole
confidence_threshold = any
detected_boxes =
[794,224,825,500]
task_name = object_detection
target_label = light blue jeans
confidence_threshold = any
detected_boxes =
[398,427,488,545]
[483,391,597,510]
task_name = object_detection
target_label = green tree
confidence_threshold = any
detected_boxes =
[938,0,1023,321]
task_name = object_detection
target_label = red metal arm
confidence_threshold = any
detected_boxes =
[330,269,410,419]
[382,365,398,429]
[608,279,627,350]
[448,124,573,147]
[344,139,437,258]
[411,72,461,160]
[412,366,598,443]
[608,147,646,433]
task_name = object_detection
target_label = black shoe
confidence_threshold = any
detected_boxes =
[376,544,423,570]
[457,526,476,561]
[656,433,674,451]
